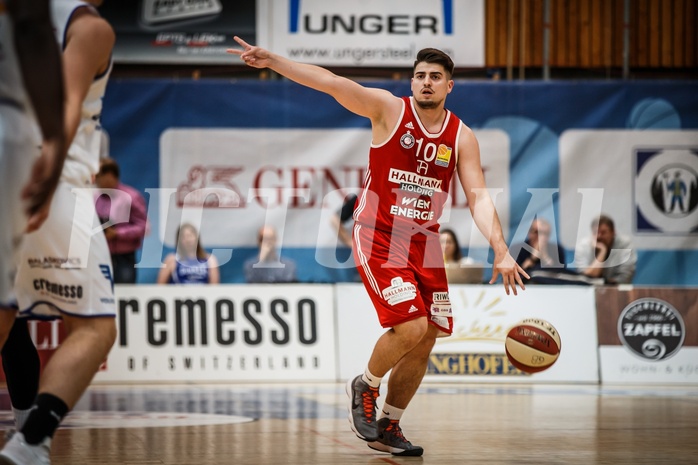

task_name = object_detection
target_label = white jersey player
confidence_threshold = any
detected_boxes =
[0,1,116,463]
[14,0,115,319]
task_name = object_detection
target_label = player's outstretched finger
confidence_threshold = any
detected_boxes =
[520,266,530,281]
[233,36,250,48]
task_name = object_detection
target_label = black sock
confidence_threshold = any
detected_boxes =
[21,393,69,445]
[1,319,40,409]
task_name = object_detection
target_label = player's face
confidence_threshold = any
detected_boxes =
[411,62,453,110]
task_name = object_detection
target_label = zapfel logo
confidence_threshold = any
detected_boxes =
[617,298,685,361]
[288,0,454,35]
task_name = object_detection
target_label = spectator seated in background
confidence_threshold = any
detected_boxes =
[510,218,566,282]
[157,223,219,284]
[574,214,636,284]
[244,226,297,283]
[511,218,604,286]
[439,228,484,284]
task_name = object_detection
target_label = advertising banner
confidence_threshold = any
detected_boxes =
[336,284,599,383]
[94,285,337,382]
[102,80,698,285]
[559,130,698,250]
[99,0,256,64]
[596,287,698,384]
[159,128,509,250]
[257,0,485,67]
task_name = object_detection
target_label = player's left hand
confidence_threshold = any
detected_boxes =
[490,251,528,296]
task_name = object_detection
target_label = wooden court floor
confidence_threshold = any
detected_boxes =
[2,382,698,464]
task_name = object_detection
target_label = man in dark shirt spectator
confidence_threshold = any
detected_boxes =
[94,157,148,283]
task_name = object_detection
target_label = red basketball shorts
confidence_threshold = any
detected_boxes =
[352,223,453,336]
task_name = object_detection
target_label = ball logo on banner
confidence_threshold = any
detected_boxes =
[635,148,698,233]
[617,298,685,361]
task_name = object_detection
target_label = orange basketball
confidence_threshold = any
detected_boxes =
[505,318,561,373]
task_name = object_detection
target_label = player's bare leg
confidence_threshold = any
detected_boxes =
[0,314,115,464]
[37,314,116,407]
[383,323,440,409]
[347,317,429,441]
[367,317,429,377]
[365,323,439,457]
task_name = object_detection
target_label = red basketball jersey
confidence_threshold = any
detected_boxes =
[354,96,462,237]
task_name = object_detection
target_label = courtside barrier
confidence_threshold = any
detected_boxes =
[337,284,599,383]
[5,284,696,385]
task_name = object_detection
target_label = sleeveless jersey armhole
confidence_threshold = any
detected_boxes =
[370,98,406,149]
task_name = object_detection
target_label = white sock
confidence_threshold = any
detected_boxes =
[378,403,405,421]
[12,407,32,431]
[361,367,382,388]
[379,403,405,421]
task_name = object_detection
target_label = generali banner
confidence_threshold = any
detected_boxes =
[159,128,509,250]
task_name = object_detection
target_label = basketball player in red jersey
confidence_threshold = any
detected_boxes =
[230,38,528,457]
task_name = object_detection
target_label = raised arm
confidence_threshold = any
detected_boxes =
[229,37,402,139]
[456,125,528,295]
[8,0,66,231]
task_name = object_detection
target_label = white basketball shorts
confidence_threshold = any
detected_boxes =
[14,177,116,319]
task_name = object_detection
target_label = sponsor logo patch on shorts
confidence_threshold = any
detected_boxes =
[430,291,452,316]
[381,277,417,306]
[27,256,82,269]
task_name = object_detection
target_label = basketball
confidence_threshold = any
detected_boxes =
[505,318,561,373]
